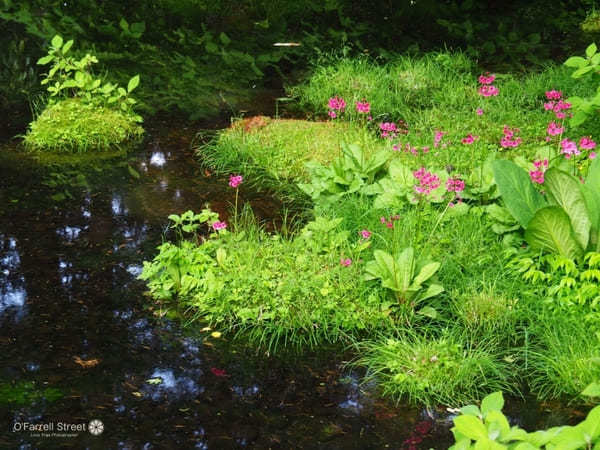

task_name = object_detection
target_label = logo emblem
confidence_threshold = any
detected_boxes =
[88,419,104,436]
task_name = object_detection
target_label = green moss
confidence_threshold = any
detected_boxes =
[24,98,144,153]
[0,381,63,405]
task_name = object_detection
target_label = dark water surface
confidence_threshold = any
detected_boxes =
[0,125,576,449]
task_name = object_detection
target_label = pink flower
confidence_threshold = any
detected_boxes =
[328,96,346,111]
[478,73,496,85]
[579,137,597,150]
[530,170,545,184]
[380,216,387,224]
[461,134,478,145]
[380,122,398,139]
[543,102,555,111]
[545,90,562,100]
[386,221,394,229]
[478,85,499,97]
[434,131,445,148]
[359,229,372,239]
[422,146,430,153]
[590,152,597,159]
[555,111,566,119]
[340,258,352,267]
[554,100,571,111]
[500,126,522,148]
[328,110,337,119]
[413,167,440,195]
[391,214,401,221]
[228,174,243,188]
[212,221,227,231]
[476,108,484,116]
[446,178,465,192]
[533,159,549,169]
[561,138,580,159]
[356,100,370,114]
[547,121,564,136]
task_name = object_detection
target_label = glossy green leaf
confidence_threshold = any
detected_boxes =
[127,75,140,93]
[525,206,583,259]
[453,415,488,440]
[481,391,504,416]
[51,35,63,49]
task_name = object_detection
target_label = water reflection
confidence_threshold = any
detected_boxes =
[142,367,204,401]
[149,151,167,168]
[0,235,27,321]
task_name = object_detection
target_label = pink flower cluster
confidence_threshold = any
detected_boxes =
[393,142,429,155]
[380,214,401,229]
[543,91,571,119]
[413,167,440,195]
[340,257,352,267]
[500,126,522,148]
[380,122,399,139]
[478,72,496,85]
[561,138,580,159]
[359,229,372,239]
[461,134,478,145]
[446,178,465,192]
[477,73,499,97]
[327,96,346,118]
[212,221,227,231]
[529,159,548,184]
[476,108,484,116]
[580,136,597,150]
[228,174,243,188]
[356,100,370,114]
[546,121,564,136]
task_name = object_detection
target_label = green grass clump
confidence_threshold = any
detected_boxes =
[197,118,381,200]
[357,330,512,406]
[528,317,600,399]
[24,98,144,153]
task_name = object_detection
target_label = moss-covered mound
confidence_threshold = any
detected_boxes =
[24,99,144,153]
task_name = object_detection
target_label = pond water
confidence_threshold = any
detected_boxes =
[0,123,578,449]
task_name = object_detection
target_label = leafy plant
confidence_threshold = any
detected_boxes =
[364,248,444,309]
[37,35,142,121]
[298,143,389,204]
[492,159,600,258]
[449,390,600,449]
[564,43,600,127]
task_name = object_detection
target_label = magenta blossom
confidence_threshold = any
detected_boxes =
[328,110,337,119]
[380,122,398,139]
[229,174,243,188]
[359,229,372,239]
[434,130,445,148]
[328,96,346,111]
[212,221,227,231]
[356,100,370,114]
[545,90,562,100]
[413,167,440,195]
[478,85,499,97]
[579,137,597,150]
[547,121,564,136]
[446,178,465,192]
[478,73,496,85]
[530,170,545,184]
[476,108,484,116]
[561,138,580,159]
[461,134,478,145]
[590,152,597,159]
[340,257,352,267]
[500,126,522,148]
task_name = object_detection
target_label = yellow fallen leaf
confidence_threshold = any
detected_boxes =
[210,331,222,338]
[132,391,143,398]
[201,327,212,332]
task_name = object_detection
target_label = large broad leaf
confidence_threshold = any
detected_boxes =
[544,168,591,250]
[583,157,600,232]
[411,262,440,288]
[388,159,413,187]
[395,247,416,292]
[417,283,444,302]
[525,206,583,259]
[492,160,547,228]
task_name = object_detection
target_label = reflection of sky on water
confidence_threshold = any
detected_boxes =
[112,194,128,216]
[150,151,167,168]
[142,368,204,401]
[0,235,27,321]
[56,225,82,241]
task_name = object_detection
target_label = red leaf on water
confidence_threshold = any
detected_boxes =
[210,367,228,377]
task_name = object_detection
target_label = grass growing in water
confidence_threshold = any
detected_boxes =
[24,98,143,153]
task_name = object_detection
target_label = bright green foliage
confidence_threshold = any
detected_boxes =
[358,331,511,406]
[493,160,600,258]
[298,143,389,204]
[450,391,600,449]
[364,248,444,308]
[0,381,63,405]
[25,35,143,152]
[140,214,392,352]
[565,43,600,127]
[23,99,143,152]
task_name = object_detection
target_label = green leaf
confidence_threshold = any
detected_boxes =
[481,391,504,416]
[544,168,591,250]
[219,32,231,45]
[584,157,600,231]
[453,415,488,440]
[492,160,547,228]
[564,56,587,68]
[119,17,129,31]
[587,43,598,58]
[396,247,416,292]
[412,262,440,287]
[582,382,600,397]
[460,405,482,417]
[37,55,53,65]
[573,65,595,77]
[127,75,140,93]
[51,35,63,49]
[127,165,140,179]
[418,283,444,301]
[62,39,73,54]
[525,206,583,259]
[417,306,438,319]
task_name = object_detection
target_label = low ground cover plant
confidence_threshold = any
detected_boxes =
[24,35,143,152]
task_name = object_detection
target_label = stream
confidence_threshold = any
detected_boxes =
[0,123,577,449]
